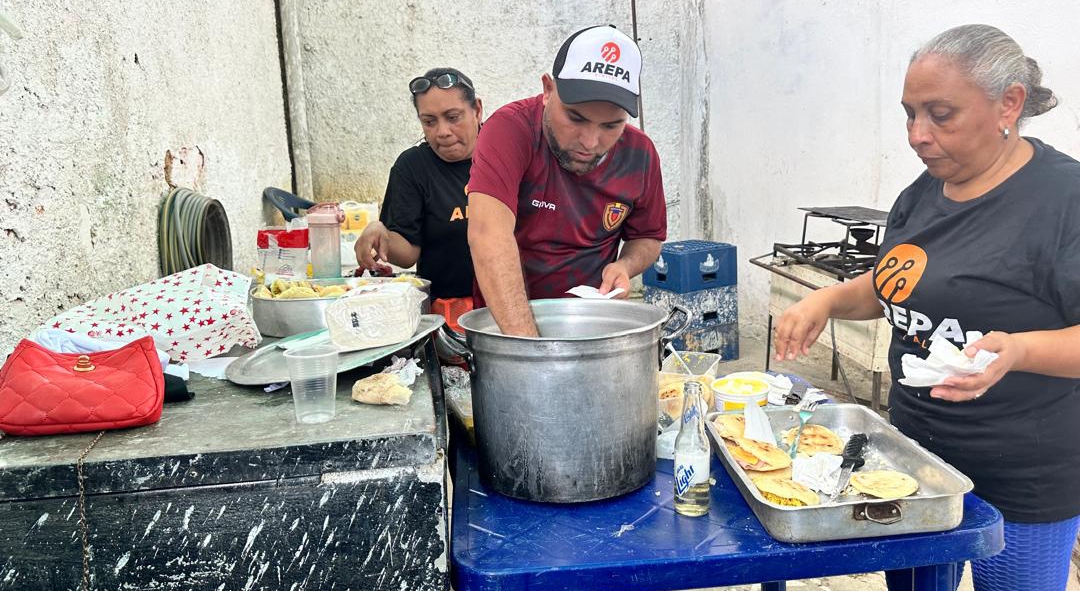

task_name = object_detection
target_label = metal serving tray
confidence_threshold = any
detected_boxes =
[226,314,444,385]
[705,403,973,543]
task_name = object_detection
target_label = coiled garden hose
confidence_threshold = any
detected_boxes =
[158,187,233,275]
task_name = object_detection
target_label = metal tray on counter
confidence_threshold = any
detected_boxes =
[705,403,973,543]
[226,314,444,385]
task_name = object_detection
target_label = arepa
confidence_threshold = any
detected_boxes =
[849,470,919,499]
[781,424,843,455]
[746,465,792,483]
[712,414,745,439]
[755,477,820,507]
[732,437,792,471]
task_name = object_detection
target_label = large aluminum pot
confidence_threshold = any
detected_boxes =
[251,276,431,337]
[456,298,689,503]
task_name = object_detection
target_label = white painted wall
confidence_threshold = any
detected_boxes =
[4,1,1074,357]
[282,0,695,236]
[0,1,291,355]
[704,1,1080,338]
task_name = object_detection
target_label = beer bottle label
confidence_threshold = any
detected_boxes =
[674,450,710,495]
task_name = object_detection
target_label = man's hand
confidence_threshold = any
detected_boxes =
[598,239,660,299]
[354,222,390,269]
[930,331,1027,402]
[599,261,631,299]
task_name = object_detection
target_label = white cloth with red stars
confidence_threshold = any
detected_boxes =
[39,264,260,364]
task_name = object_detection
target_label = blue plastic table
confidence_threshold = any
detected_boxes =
[450,443,1003,591]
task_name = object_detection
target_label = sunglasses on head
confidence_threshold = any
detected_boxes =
[409,73,473,95]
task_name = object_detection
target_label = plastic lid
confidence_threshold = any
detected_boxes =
[306,203,344,225]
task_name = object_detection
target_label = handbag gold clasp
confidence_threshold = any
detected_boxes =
[73,355,95,372]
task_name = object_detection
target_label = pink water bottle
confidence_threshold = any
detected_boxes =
[306,203,345,278]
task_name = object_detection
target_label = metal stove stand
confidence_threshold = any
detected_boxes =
[750,206,890,410]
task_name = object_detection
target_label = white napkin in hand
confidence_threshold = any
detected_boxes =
[899,336,998,388]
[792,453,844,494]
[742,402,778,447]
[566,285,624,299]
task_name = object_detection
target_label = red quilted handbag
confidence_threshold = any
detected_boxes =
[0,337,165,436]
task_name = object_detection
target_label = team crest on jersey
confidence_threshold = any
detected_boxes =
[602,202,629,231]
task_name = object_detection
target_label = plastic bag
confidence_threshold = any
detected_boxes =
[323,283,424,351]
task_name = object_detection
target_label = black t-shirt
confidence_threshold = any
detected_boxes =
[874,138,1080,522]
[380,143,474,299]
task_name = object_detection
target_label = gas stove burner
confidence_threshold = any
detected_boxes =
[759,205,890,281]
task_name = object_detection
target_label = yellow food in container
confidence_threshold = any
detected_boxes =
[711,376,771,411]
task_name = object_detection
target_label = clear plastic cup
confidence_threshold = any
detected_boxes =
[283,344,339,423]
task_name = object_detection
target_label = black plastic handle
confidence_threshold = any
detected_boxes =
[841,433,869,470]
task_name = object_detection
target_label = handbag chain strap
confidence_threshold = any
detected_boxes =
[76,431,106,591]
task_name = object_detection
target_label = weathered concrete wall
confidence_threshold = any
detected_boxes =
[0,1,291,356]
[703,1,1080,337]
[282,0,696,239]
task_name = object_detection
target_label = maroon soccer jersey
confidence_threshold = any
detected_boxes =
[468,95,666,305]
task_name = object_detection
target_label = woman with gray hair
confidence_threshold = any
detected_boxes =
[773,24,1080,591]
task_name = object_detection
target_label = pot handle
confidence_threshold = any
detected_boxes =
[434,325,473,369]
[657,305,692,368]
[660,304,692,343]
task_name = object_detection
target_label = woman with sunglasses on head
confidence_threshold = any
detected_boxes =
[355,68,483,331]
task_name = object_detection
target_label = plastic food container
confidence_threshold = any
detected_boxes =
[711,375,771,411]
[657,350,722,420]
[723,370,792,403]
[659,374,714,421]
[660,351,721,376]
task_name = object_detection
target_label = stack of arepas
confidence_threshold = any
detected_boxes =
[712,414,921,506]
[712,414,820,507]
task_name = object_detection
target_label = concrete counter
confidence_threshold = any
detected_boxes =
[0,340,448,590]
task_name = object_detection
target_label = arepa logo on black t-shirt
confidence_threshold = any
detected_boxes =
[874,243,970,349]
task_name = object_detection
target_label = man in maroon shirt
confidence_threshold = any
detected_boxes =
[467,25,667,336]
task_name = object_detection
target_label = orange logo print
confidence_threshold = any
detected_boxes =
[875,244,927,304]
[601,42,621,63]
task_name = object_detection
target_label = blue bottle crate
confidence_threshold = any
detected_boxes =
[643,285,738,326]
[643,240,737,293]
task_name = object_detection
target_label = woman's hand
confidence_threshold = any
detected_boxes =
[930,331,1028,402]
[354,222,390,270]
[773,291,832,361]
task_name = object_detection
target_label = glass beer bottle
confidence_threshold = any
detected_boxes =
[674,380,711,516]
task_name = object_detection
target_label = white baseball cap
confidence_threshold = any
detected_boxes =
[552,25,641,117]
